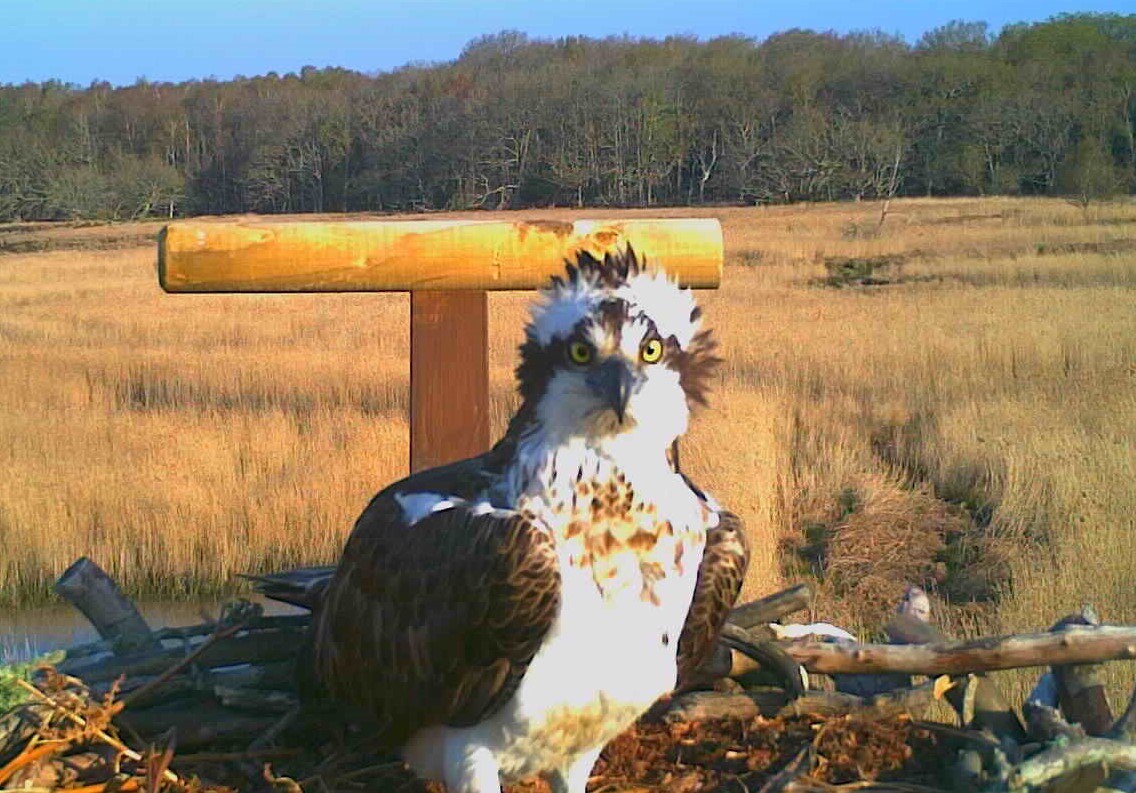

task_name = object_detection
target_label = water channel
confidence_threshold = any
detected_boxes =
[0,596,304,665]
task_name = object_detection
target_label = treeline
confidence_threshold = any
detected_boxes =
[1,14,1134,220]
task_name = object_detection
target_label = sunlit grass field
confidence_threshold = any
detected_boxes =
[2,197,1134,701]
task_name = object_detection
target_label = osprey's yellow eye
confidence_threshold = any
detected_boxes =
[568,341,593,365]
[641,338,664,363]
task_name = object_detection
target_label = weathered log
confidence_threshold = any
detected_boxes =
[779,680,937,720]
[116,703,279,751]
[87,661,297,705]
[656,689,789,723]
[780,625,1136,675]
[53,557,159,654]
[719,623,807,696]
[1007,737,1136,791]
[121,620,247,708]
[206,660,297,692]
[727,584,813,630]
[59,615,311,661]
[58,629,305,683]
[213,686,298,714]
[886,615,1026,744]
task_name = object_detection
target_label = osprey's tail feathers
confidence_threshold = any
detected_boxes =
[241,565,336,611]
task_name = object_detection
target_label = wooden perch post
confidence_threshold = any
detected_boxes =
[159,218,722,472]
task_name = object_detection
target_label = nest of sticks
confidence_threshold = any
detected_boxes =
[4,559,1136,793]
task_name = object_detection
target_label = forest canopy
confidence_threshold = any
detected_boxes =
[0,13,1134,220]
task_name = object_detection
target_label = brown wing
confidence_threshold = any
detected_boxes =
[310,496,560,748]
[675,509,749,688]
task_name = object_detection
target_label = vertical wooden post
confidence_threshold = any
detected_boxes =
[409,291,490,473]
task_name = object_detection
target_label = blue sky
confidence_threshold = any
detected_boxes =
[2,0,1129,86]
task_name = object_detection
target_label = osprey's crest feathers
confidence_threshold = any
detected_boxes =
[312,247,748,793]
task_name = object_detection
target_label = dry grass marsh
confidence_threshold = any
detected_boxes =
[2,197,1134,701]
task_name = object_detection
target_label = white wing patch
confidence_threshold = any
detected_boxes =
[768,623,856,642]
[394,493,516,526]
[395,492,457,525]
[468,501,514,519]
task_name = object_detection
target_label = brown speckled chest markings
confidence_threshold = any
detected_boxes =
[517,460,706,608]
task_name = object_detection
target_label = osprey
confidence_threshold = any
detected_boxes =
[311,248,748,793]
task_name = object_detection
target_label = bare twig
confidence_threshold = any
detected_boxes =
[756,745,813,793]
[0,781,140,793]
[171,748,302,764]
[247,705,303,752]
[729,585,813,630]
[0,740,68,786]
[12,680,177,784]
[121,621,247,708]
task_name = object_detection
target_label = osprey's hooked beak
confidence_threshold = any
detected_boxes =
[586,357,635,424]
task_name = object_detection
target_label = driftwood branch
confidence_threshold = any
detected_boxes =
[720,623,807,696]
[58,628,303,683]
[1007,737,1136,790]
[53,558,158,655]
[780,680,938,720]
[884,615,1026,744]
[779,625,1136,675]
[657,690,789,723]
[120,620,247,707]
[24,560,1136,793]
[728,584,812,630]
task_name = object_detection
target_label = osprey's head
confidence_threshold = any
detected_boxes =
[515,247,719,450]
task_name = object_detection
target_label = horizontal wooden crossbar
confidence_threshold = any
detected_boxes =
[156,216,722,472]
[158,218,722,293]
